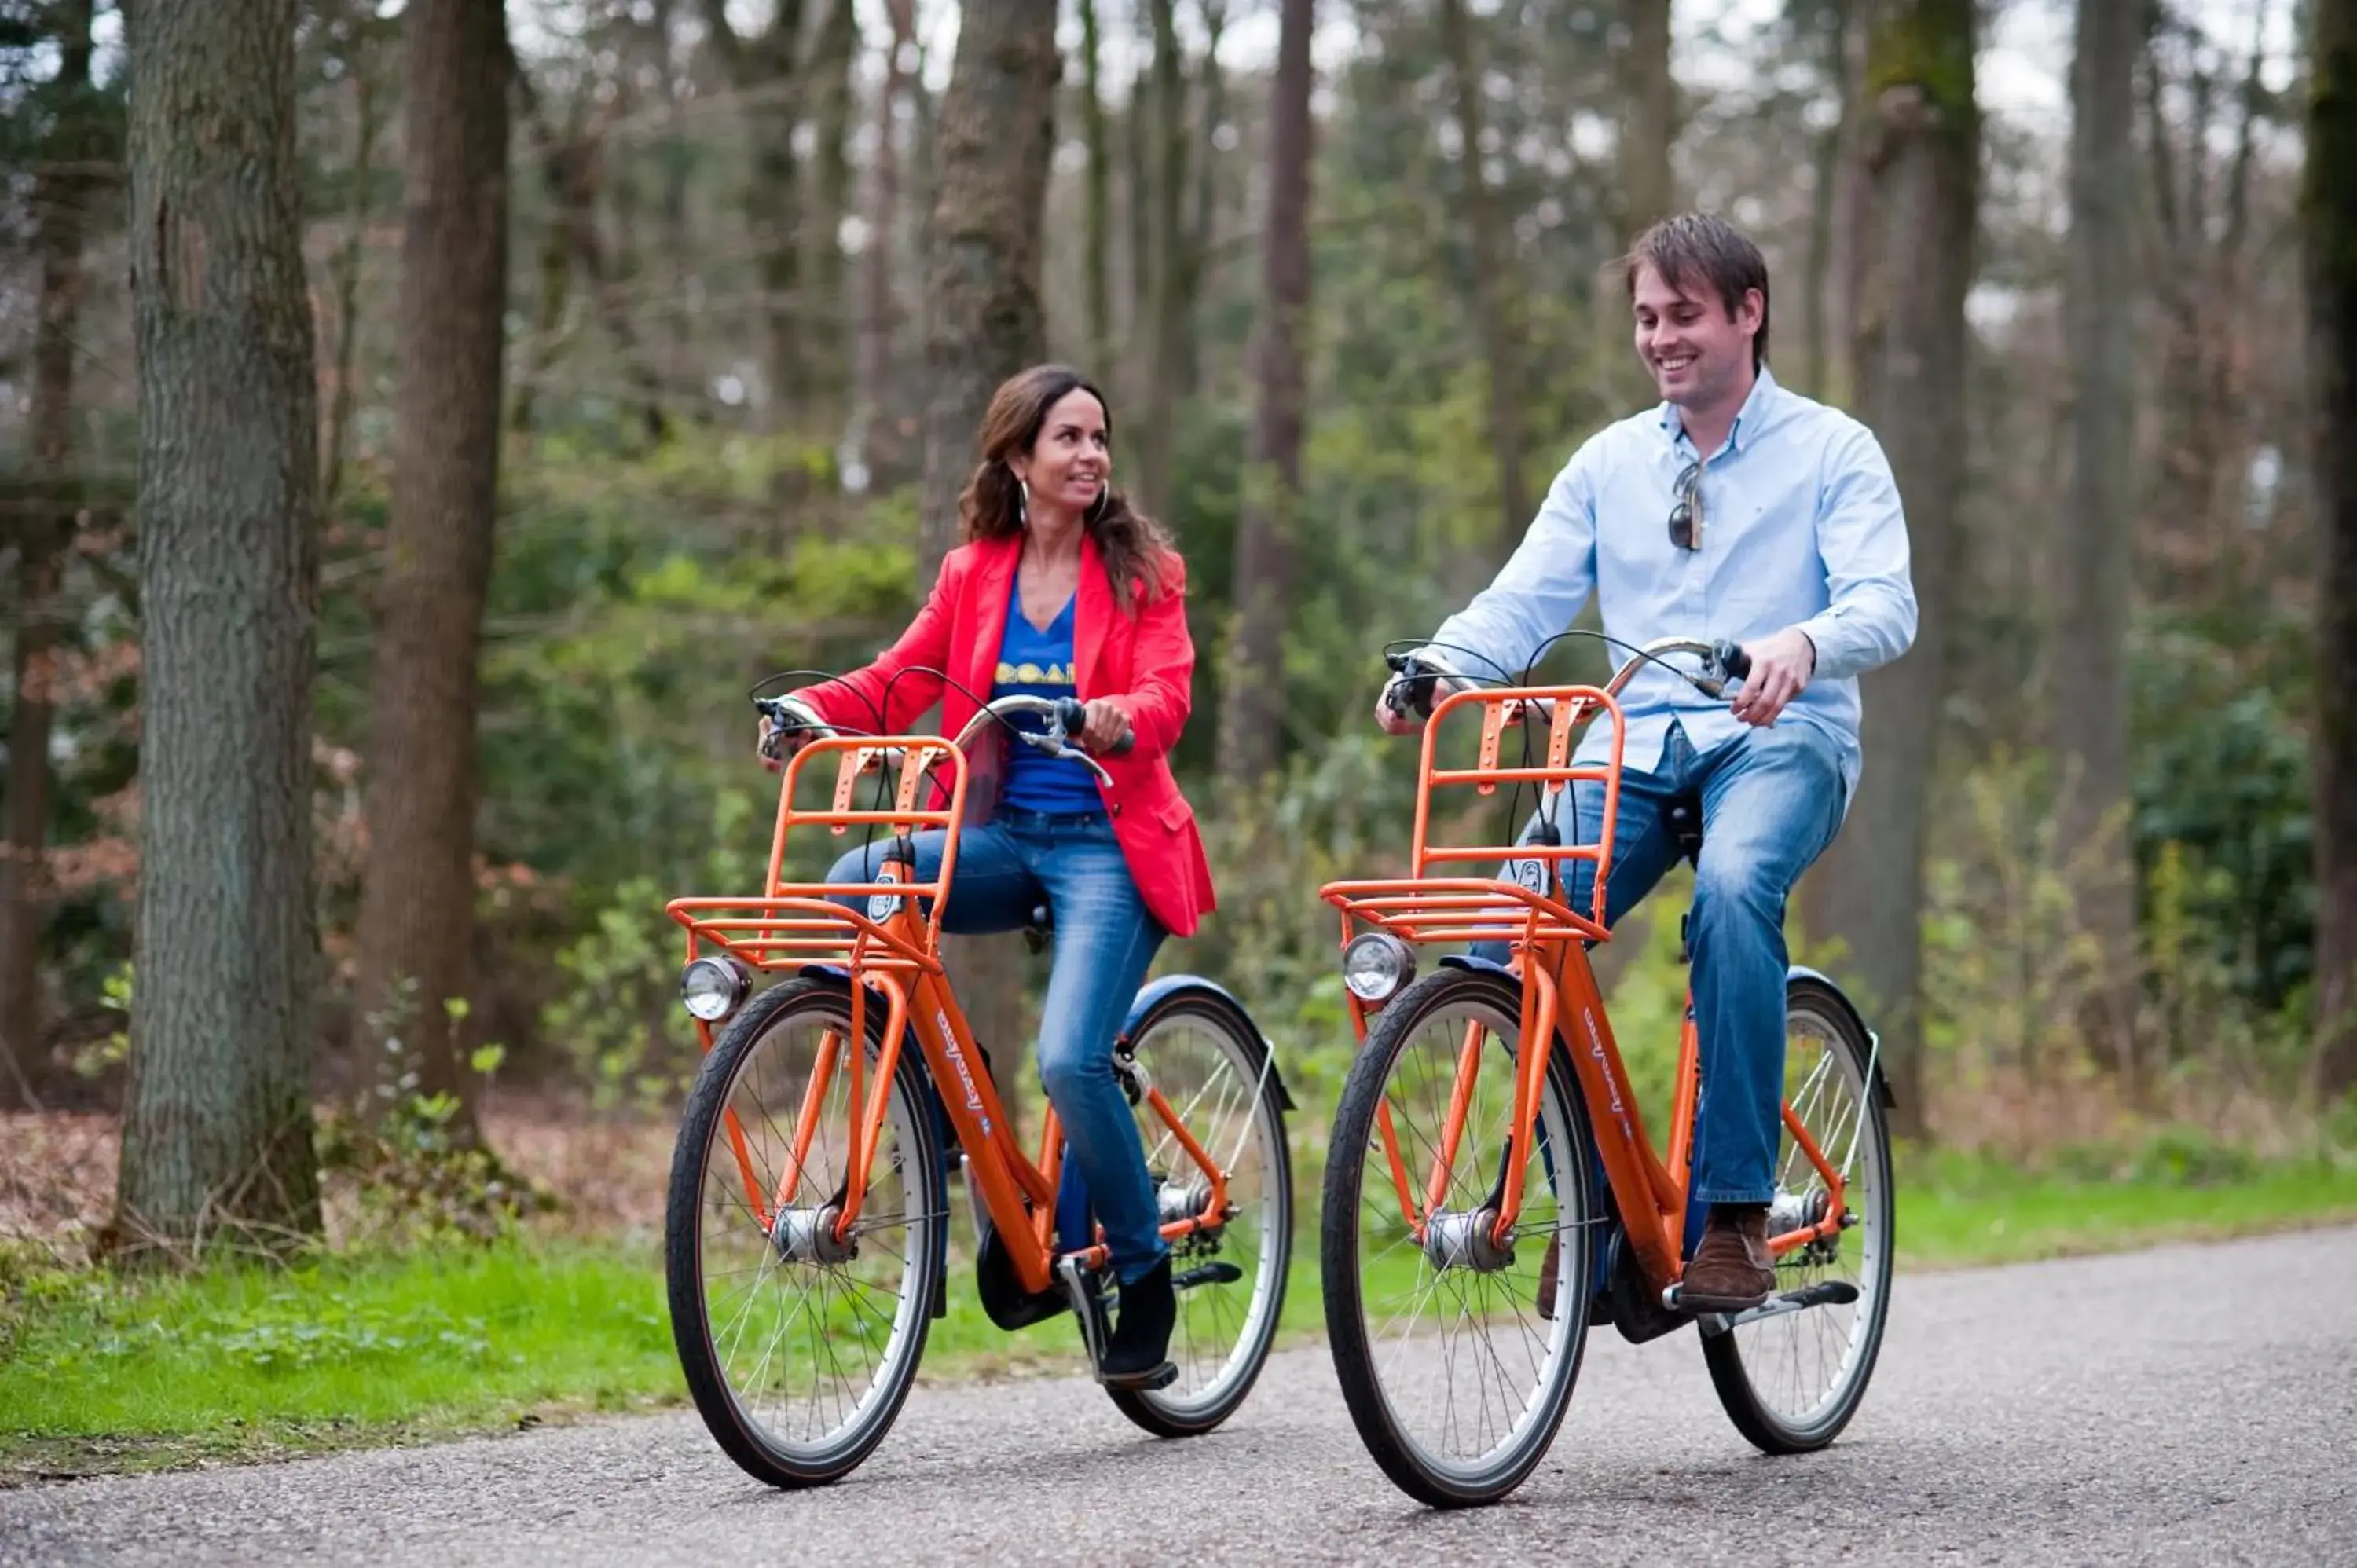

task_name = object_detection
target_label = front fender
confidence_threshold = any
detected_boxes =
[1118,973,1296,1113]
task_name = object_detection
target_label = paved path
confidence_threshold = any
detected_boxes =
[5,1226,2355,1566]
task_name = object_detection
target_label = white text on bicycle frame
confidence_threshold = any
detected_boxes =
[937,1009,992,1138]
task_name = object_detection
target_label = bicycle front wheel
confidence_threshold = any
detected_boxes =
[1320,966,1595,1508]
[1699,973,1895,1453]
[665,976,945,1488]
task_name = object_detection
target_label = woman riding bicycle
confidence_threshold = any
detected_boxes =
[756,363,1215,1389]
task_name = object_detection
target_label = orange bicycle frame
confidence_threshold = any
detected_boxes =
[1319,685,1849,1297]
[666,731,1231,1298]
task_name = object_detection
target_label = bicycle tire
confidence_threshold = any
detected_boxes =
[1105,988,1294,1438]
[665,976,945,1488]
[1699,973,1894,1454]
[1321,966,1595,1508]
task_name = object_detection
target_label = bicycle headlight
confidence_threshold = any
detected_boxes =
[680,954,752,1023]
[1342,931,1417,1005]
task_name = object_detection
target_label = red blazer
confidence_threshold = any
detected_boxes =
[798,530,1217,939]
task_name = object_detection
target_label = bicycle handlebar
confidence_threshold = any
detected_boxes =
[754,689,1128,788]
[1381,634,1752,724]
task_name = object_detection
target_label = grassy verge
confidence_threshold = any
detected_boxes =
[8,1152,2355,1483]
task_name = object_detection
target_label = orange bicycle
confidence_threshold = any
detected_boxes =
[661,680,1294,1488]
[1316,636,1893,1508]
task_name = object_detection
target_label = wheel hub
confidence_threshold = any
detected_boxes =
[770,1203,857,1265]
[1421,1206,1516,1273]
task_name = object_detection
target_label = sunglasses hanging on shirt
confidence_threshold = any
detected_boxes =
[1669,460,1703,551]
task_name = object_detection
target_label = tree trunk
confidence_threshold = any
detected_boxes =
[1809,0,1978,1138]
[0,0,97,1108]
[1619,0,1675,237]
[1080,0,1113,371]
[860,0,918,483]
[324,40,387,510]
[806,0,860,452]
[2306,0,2357,1098]
[701,0,808,434]
[350,0,511,1130]
[115,0,324,1252]
[1215,0,1314,790]
[915,0,1061,1125]
[1798,0,1855,402]
[2050,0,2142,1078]
[1124,5,1153,391]
[915,4,1061,566]
[1178,0,1226,401]
[1135,0,1189,519]
[1436,0,1530,563]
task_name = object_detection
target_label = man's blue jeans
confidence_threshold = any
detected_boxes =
[1472,719,1846,1207]
[823,805,1168,1285]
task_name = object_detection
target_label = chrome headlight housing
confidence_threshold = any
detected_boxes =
[1341,930,1417,1006]
[680,954,752,1023]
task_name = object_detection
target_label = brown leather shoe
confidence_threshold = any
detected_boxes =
[1678,1203,1774,1312]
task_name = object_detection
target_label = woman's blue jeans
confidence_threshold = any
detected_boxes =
[823,805,1168,1285]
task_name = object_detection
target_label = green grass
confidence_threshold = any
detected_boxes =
[7,1150,2356,1483]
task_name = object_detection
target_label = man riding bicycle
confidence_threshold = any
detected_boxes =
[1375,211,1916,1313]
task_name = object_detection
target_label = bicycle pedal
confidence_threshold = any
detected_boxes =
[1100,1359,1178,1393]
[1055,1256,1111,1370]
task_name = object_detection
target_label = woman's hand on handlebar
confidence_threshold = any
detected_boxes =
[1075,698,1134,755]
[1728,628,1816,727]
[755,713,803,772]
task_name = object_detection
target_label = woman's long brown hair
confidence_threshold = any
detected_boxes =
[958,365,1176,613]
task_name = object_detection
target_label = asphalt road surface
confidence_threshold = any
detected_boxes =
[5,1225,2354,1567]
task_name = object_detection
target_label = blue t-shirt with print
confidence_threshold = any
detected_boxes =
[993,572,1106,816]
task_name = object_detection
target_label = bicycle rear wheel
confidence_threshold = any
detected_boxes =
[1321,966,1595,1508]
[1699,973,1894,1453]
[1104,987,1293,1438]
[665,976,945,1488]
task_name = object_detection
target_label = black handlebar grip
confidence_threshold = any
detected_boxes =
[1053,696,1136,755]
[1386,656,1439,720]
[1713,639,1751,681]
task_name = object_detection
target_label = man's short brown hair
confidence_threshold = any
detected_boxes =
[1622,211,1771,371]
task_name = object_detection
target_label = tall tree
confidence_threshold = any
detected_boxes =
[350,0,512,1130]
[1810,0,1979,1135]
[1079,0,1113,370]
[915,2,1062,566]
[1,0,101,1106]
[700,0,812,435]
[805,0,861,447]
[319,0,392,510]
[2307,0,2357,1098]
[114,0,323,1250]
[1620,0,1675,237]
[914,0,1062,1088]
[860,0,918,484]
[1134,0,1189,517]
[2051,0,2142,1073]
[1436,0,1530,562]
[1215,0,1314,789]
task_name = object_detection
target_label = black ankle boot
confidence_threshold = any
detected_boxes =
[1098,1254,1176,1387]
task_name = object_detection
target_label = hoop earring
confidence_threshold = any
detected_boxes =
[1087,484,1109,526]
[1016,477,1031,529]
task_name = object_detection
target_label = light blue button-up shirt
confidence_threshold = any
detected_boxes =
[1422,365,1916,802]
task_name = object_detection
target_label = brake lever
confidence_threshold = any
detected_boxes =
[1383,653,1443,720]
[1689,639,1753,700]
[1016,725,1117,789]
